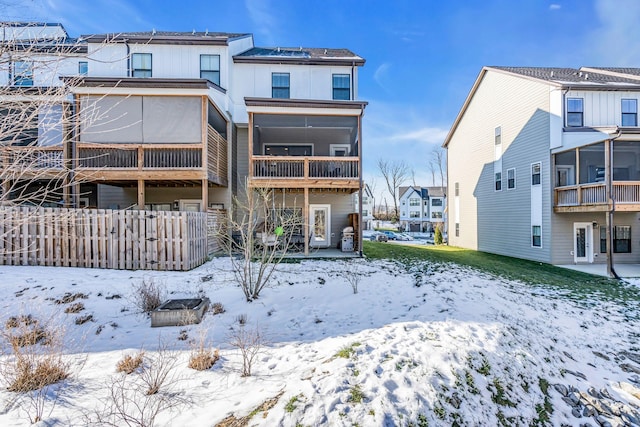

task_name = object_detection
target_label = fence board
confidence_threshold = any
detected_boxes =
[0,206,207,271]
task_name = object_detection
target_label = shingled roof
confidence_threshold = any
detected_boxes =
[490,66,640,86]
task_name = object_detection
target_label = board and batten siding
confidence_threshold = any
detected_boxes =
[566,90,640,128]
[447,70,552,263]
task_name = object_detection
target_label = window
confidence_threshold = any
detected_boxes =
[410,211,420,218]
[532,225,541,247]
[455,223,459,237]
[272,73,290,98]
[200,54,220,85]
[495,126,501,145]
[532,163,541,185]
[432,198,443,207]
[599,226,632,253]
[78,61,88,76]
[622,99,637,127]
[567,98,584,127]
[132,53,152,77]
[332,74,350,100]
[432,212,443,219]
[424,200,428,206]
[495,172,502,191]
[614,226,631,253]
[12,61,33,86]
[362,196,368,203]
[455,182,459,197]
[362,210,368,217]
[507,168,516,189]
[409,198,420,206]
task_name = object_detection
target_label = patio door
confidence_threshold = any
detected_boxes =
[309,204,331,248]
[573,222,593,263]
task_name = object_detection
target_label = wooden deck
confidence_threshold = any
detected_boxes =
[249,156,360,189]
[555,182,640,212]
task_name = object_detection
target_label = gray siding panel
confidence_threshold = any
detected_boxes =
[447,70,552,262]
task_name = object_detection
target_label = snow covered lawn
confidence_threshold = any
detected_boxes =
[0,256,639,426]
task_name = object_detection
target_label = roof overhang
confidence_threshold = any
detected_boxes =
[82,33,251,46]
[63,77,224,97]
[245,97,367,116]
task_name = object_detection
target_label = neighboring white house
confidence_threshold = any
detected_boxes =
[353,183,374,230]
[398,186,445,232]
[445,66,640,271]
[1,22,367,256]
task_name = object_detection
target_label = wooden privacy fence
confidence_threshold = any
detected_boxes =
[0,206,212,271]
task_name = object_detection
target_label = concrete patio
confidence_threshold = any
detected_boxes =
[558,263,640,278]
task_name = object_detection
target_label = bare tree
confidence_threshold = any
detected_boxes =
[366,178,378,219]
[218,184,304,301]
[377,159,409,222]
[432,147,447,189]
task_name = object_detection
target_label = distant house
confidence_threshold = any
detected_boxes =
[353,183,374,230]
[445,66,640,272]
[398,186,445,232]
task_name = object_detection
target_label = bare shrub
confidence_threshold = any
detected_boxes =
[188,330,219,371]
[0,314,70,424]
[236,313,247,326]
[92,344,185,426]
[343,261,363,294]
[64,302,85,313]
[228,321,267,377]
[54,292,88,305]
[211,302,225,315]
[131,277,166,314]
[116,352,144,375]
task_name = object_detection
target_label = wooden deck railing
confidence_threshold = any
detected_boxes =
[77,143,203,169]
[252,156,359,179]
[207,125,228,186]
[1,146,64,171]
[555,181,640,207]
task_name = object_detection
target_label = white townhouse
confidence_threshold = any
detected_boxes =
[398,186,445,232]
[353,183,374,229]
[445,66,640,273]
[1,22,367,257]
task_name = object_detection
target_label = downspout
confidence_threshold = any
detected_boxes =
[358,105,364,257]
[351,62,355,100]
[606,132,622,279]
[125,38,131,76]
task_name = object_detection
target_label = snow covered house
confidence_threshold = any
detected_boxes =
[445,66,640,274]
[1,21,367,265]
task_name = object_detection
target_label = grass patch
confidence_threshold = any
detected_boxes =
[335,342,361,359]
[363,241,640,309]
[490,378,516,408]
[284,394,301,413]
[349,384,364,403]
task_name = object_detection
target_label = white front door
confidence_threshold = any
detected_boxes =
[573,222,593,263]
[309,204,331,248]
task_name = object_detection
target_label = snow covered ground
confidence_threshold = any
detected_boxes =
[0,256,639,426]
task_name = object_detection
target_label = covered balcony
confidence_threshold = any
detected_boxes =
[248,113,361,190]
[554,140,640,212]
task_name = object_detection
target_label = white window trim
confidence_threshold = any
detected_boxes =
[507,167,516,190]
[531,162,542,186]
[495,171,502,192]
[531,224,542,248]
[329,144,351,156]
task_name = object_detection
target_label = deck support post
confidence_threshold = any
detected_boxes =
[137,179,145,210]
[304,187,309,256]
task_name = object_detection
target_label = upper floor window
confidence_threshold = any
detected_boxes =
[494,126,502,145]
[272,73,290,99]
[532,162,541,185]
[454,182,459,197]
[507,168,516,189]
[567,98,583,127]
[410,211,420,218]
[78,61,88,76]
[622,99,637,127]
[409,198,420,206]
[432,212,443,219]
[495,172,502,191]
[12,61,33,86]
[200,54,220,86]
[132,53,152,78]
[332,74,350,100]
[432,198,442,206]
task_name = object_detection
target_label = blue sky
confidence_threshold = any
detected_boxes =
[6,0,640,201]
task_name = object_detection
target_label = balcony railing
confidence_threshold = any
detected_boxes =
[555,182,640,208]
[252,156,359,180]
[1,146,64,172]
[78,144,203,169]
